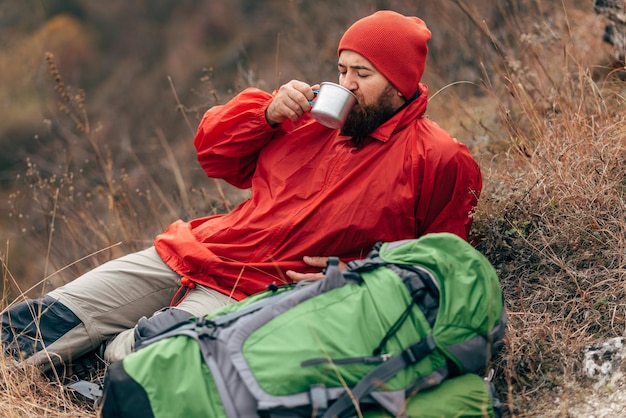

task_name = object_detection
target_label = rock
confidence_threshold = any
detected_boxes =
[582,336,626,391]
[594,0,626,61]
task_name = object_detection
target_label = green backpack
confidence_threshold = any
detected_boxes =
[100,232,506,418]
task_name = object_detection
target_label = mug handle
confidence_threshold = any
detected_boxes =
[308,89,320,105]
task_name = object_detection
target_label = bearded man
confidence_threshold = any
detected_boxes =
[2,11,482,373]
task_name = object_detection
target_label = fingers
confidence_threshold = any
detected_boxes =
[285,256,327,282]
[265,80,317,125]
[304,256,348,271]
[285,270,325,282]
[284,255,348,283]
[302,256,328,268]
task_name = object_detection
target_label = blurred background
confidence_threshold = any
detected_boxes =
[0,0,613,294]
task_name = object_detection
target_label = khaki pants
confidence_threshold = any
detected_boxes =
[29,247,235,369]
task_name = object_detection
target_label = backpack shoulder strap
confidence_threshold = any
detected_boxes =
[346,242,385,273]
[322,335,437,418]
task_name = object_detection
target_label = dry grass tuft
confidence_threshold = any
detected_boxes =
[477,101,626,413]
[466,2,626,413]
[0,354,95,417]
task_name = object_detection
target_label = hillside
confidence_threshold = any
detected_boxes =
[1,0,625,416]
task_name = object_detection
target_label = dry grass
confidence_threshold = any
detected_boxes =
[0,356,95,417]
[477,82,626,414]
[1,1,625,417]
[463,1,626,415]
[1,251,98,416]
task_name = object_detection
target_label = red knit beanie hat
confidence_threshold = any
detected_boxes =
[338,10,431,99]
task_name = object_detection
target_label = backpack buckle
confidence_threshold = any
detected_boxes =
[309,384,328,410]
[402,336,436,365]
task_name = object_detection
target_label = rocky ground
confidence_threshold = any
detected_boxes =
[532,337,626,417]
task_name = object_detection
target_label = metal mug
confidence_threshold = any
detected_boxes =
[310,82,357,129]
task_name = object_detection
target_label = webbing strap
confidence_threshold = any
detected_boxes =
[134,322,198,350]
[322,336,437,418]
[372,300,416,356]
[211,288,294,327]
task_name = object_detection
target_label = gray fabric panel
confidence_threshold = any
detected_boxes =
[259,387,348,415]
[25,322,93,372]
[1,295,81,358]
[369,390,409,418]
[208,333,261,417]
[382,239,414,251]
[134,307,193,346]
[226,263,350,409]
[445,309,508,373]
[445,334,492,373]
[405,367,448,395]
[206,354,245,418]
[211,290,294,327]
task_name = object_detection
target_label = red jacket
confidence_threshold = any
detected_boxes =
[154,84,482,300]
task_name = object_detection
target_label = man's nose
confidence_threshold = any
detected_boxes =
[340,75,358,92]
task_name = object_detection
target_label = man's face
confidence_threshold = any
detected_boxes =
[337,50,405,146]
[340,85,397,147]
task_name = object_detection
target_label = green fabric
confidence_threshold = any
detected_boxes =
[243,267,447,396]
[206,286,291,319]
[123,336,226,418]
[379,233,503,372]
[362,373,495,418]
[109,233,502,417]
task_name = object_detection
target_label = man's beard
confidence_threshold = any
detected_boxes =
[340,85,399,148]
